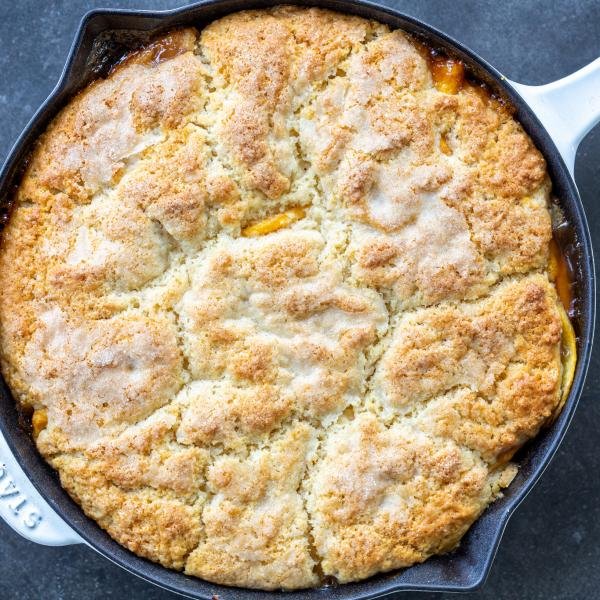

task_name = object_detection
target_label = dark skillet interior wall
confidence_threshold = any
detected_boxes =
[0,1,599,599]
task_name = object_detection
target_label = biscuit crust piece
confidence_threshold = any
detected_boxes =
[0,6,567,590]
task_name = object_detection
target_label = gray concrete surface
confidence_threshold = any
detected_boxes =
[0,1,599,598]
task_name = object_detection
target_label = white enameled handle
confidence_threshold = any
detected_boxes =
[509,57,600,176]
[0,431,82,546]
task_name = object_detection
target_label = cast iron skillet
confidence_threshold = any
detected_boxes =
[0,1,596,598]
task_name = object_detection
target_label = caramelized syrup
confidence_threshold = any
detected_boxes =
[549,238,574,314]
[409,33,513,113]
[109,31,188,75]
[143,34,188,65]
[429,56,465,94]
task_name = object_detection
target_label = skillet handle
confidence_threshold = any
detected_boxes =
[0,430,83,546]
[508,57,600,176]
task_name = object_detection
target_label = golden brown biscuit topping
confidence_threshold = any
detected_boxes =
[0,6,571,590]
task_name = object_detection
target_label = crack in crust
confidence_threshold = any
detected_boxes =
[0,6,565,591]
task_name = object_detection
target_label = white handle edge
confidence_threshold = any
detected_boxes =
[0,430,83,546]
[507,57,600,176]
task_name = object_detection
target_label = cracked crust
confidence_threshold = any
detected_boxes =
[0,7,567,591]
